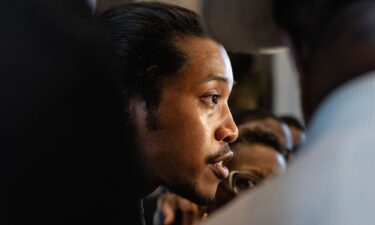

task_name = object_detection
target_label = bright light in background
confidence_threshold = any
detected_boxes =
[272,51,304,124]
[86,0,96,13]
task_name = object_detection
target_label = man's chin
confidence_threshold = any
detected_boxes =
[188,192,215,206]
[169,184,216,206]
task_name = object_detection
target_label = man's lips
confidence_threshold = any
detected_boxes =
[208,150,233,180]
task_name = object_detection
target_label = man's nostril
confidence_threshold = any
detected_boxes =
[223,136,231,143]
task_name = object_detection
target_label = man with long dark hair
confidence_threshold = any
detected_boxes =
[102,2,238,224]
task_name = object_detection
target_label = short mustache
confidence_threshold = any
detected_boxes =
[206,145,232,164]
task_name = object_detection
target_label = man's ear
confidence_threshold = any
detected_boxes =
[128,97,148,129]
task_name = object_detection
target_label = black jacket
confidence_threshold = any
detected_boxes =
[1,0,142,224]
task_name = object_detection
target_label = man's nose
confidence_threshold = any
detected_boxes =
[215,111,238,143]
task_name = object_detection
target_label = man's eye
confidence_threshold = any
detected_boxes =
[201,94,220,106]
[211,95,219,104]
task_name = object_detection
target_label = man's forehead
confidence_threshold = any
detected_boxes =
[198,74,234,86]
[172,37,234,88]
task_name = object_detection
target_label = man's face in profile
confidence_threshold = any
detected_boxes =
[132,36,238,205]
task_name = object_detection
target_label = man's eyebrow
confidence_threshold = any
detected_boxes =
[199,75,230,84]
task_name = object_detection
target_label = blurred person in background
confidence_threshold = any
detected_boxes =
[202,0,375,224]
[234,108,293,156]
[204,126,286,214]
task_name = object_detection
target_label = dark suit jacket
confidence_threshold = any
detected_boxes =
[1,1,143,224]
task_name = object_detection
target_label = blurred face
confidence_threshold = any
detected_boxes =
[228,143,286,193]
[132,37,238,204]
[212,142,286,210]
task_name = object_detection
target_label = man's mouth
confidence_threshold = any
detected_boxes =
[208,150,233,180]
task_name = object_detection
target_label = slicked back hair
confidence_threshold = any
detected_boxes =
[102,2,206,128]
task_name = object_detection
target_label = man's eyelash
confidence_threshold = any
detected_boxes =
[201,94,220,106]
